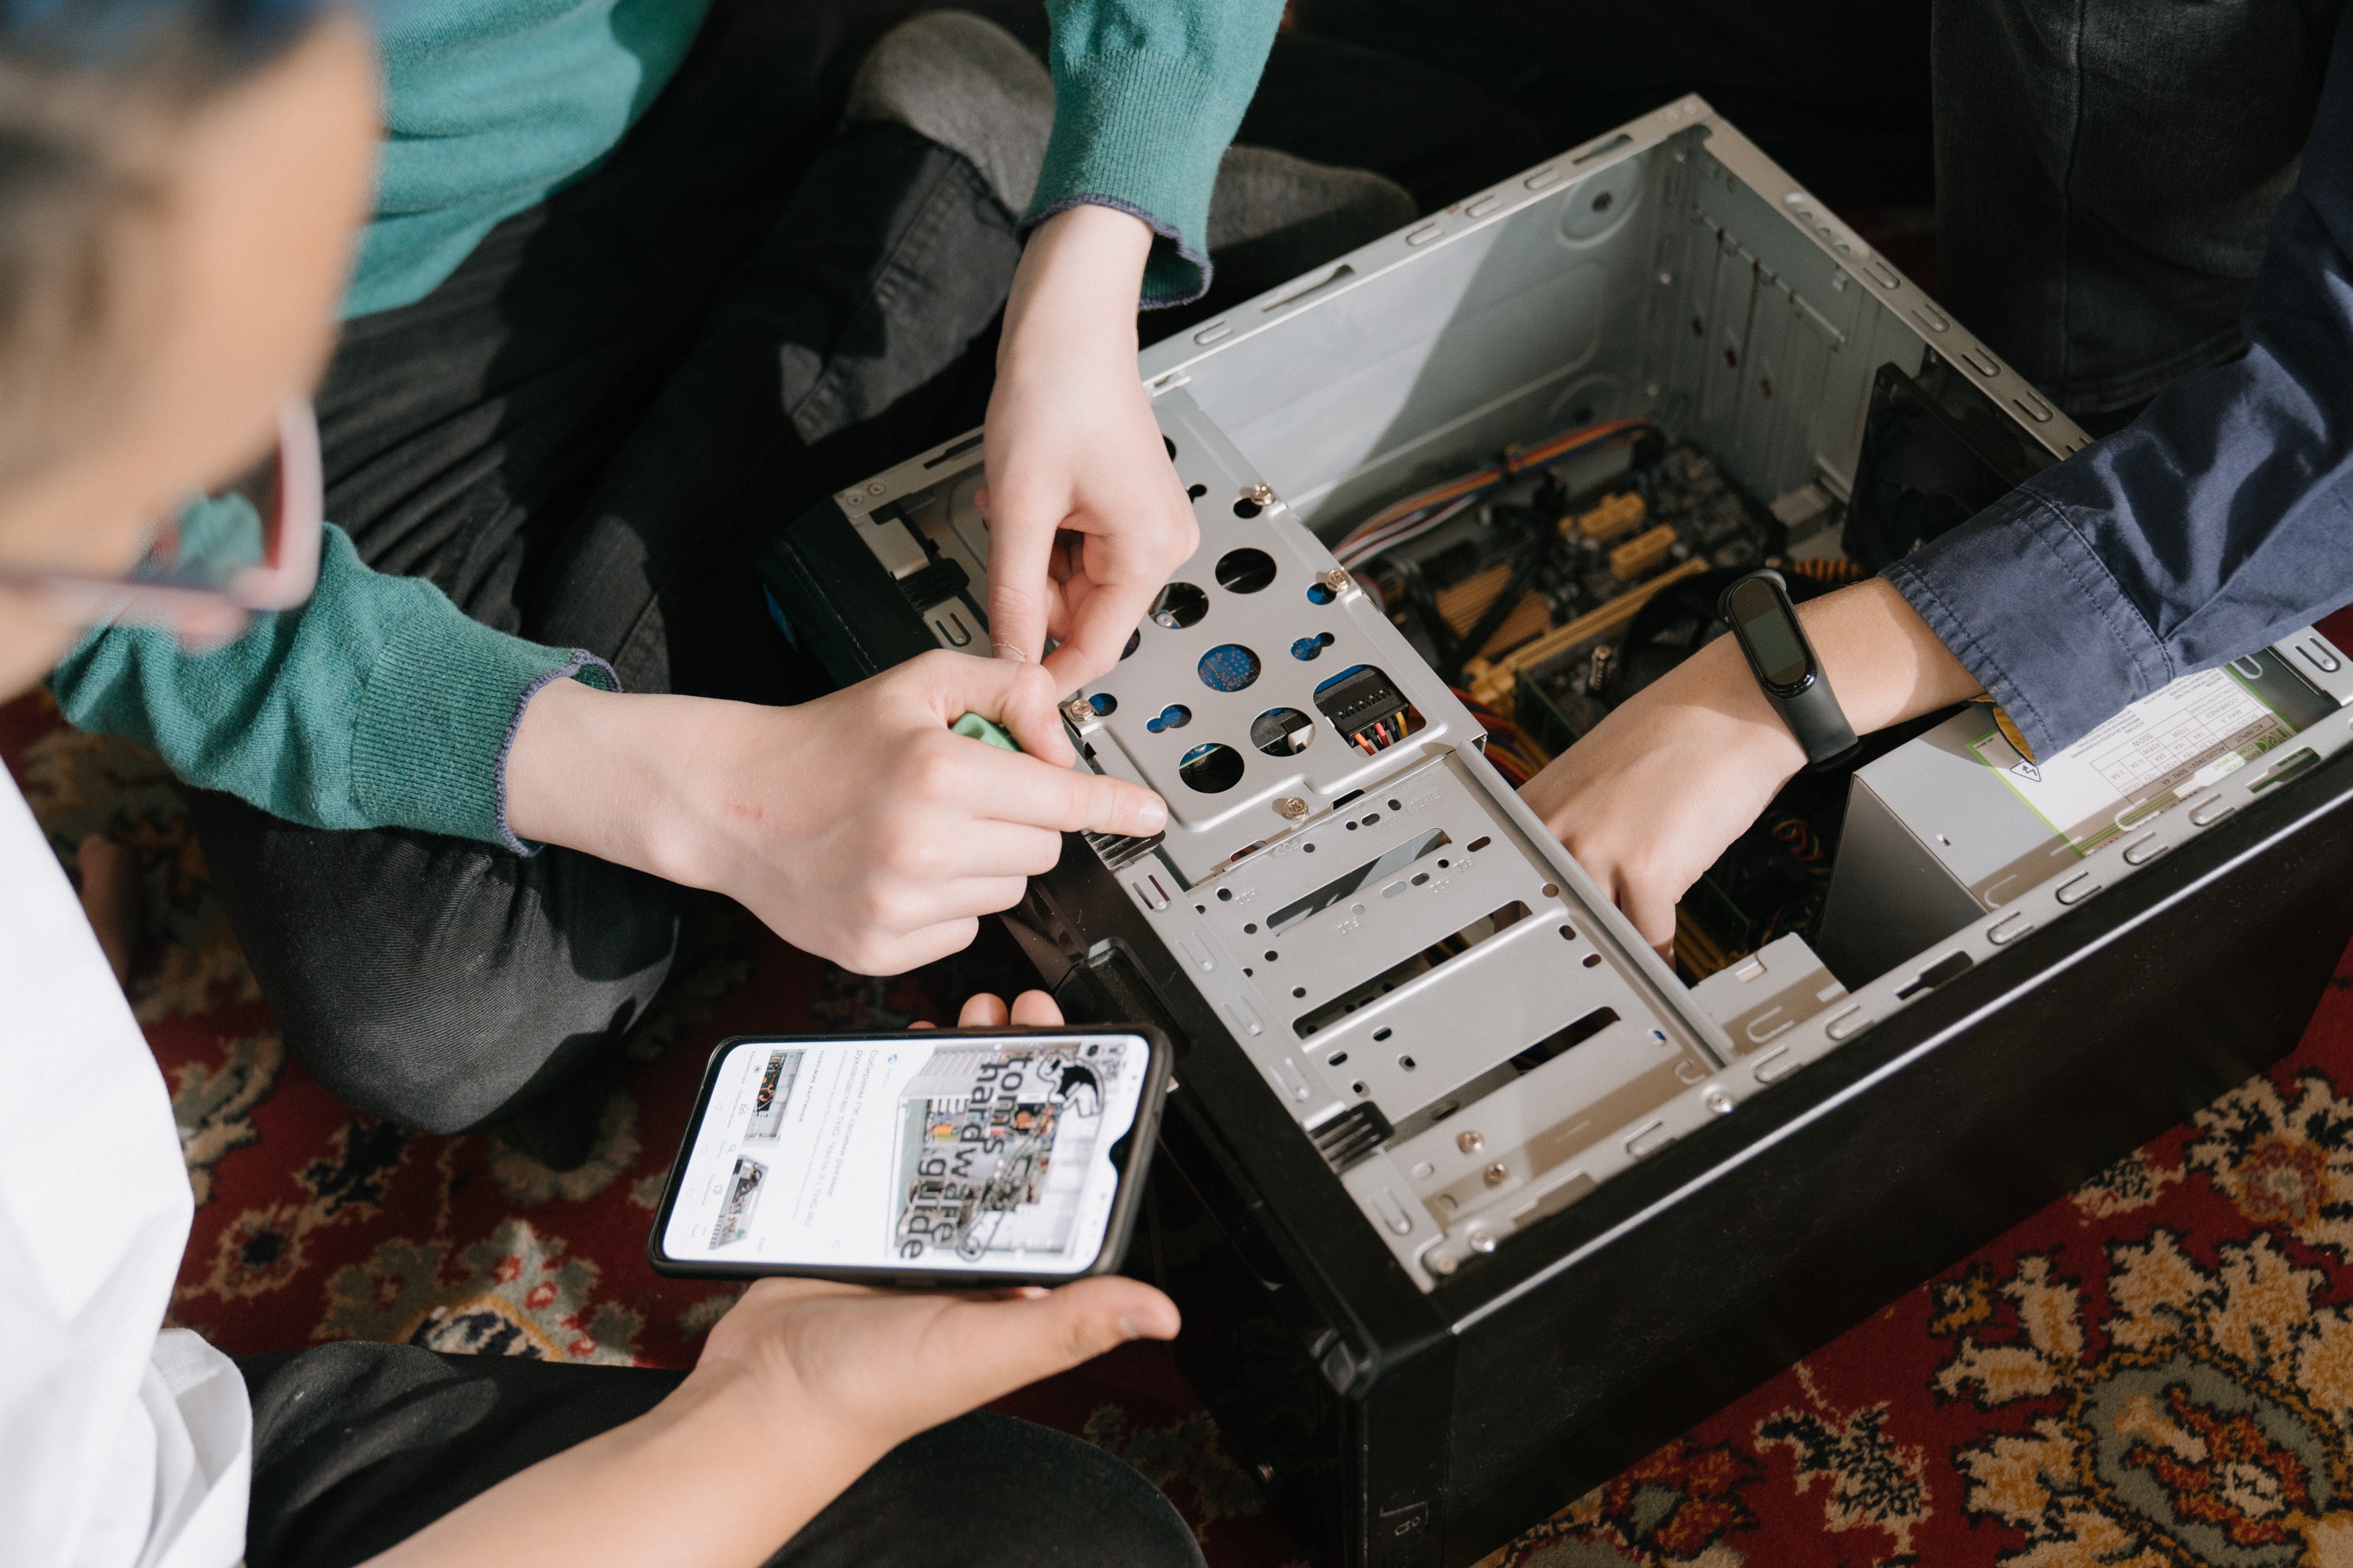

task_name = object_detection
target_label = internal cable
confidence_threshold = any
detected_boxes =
[1449,684,1550,787]
[1333,417,1659,571]
[1440,520,1552,687]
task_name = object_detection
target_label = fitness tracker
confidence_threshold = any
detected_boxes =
[1718,570,1859,769]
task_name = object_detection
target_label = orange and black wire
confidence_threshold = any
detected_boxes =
[1332,417,1661,571]
[1351,706,1415,755]
[1450,685,1549,787]
[1782,557,1868,586]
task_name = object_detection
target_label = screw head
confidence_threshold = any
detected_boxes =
[1248,483,1276,505]
[1060,696,1093,726]
[1482,1161,1509,1187]
[1468,1230,1497,1254]
[1706,1088,1736,1116]
[1427,1250,1458,1276]
[1456,1130,1485,1155]
[1317,567,1351,593]
[1275,796,1308,821]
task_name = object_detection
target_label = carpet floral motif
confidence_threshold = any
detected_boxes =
[1477,1024,2353,1566]
[1933,1238,2353,1566]
[320,1219,646,1363]
[1754,1367,1933,1556]
[16,691,2353,1568]
[1925,1067,2353,1568]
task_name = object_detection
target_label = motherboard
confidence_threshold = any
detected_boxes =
[1334,432,1865,982]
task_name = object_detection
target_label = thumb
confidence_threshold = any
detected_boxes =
[980,477,1062,669]
[1615,868,1679,956]
[908,650,1077,767]
[1040,573,1155,692]
[935,1278,1179,1409]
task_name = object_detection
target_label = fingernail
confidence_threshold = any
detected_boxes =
[1134,794,1168,833]
[991,641,1028,662]
[1118,1313,1146,1341]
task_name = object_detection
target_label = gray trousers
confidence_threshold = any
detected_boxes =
[198,0,1411,1143]
[192,0,1008,1138]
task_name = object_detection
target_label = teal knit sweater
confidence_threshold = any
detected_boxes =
[53,0,1279,848]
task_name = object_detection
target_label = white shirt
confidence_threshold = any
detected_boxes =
[0,773,249,1568]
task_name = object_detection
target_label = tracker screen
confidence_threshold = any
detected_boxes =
[662,1034,1146,1274]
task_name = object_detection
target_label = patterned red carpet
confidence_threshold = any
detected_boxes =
[13,686,2353,1568]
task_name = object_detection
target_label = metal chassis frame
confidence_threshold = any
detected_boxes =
[757,93,2353,1565]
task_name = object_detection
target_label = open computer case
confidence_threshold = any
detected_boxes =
[761,96,2353,1567]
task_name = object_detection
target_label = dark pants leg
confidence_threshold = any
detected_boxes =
[1295,0,2338,425]
[1931,0,2341,423]
[202,1,1444,1136]
[194,0,1031,1134]
[1285,0,1936,209]
[237,1344,1204,1568]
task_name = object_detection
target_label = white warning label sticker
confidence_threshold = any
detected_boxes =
[1970,667,2297,853]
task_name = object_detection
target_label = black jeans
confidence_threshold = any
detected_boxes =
[193,0,1035,1134]
[237,1343,1203,1568]
[1294,0,2340,422]
[1931,0,2341,420]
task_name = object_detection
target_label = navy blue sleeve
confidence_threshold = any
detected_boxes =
[1884,19,2353,759]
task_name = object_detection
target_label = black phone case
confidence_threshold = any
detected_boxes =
[645,1024,1172,1287]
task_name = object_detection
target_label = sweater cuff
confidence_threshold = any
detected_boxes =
[1025,48,1228,306]
[350,610,618,850]
[1882,487,2176,759]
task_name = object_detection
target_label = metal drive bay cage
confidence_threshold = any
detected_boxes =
[762,96,2353,1567]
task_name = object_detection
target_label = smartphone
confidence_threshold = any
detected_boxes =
[646,1025,1172,1286]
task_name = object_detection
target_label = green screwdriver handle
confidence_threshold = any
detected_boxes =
[950,711,1021,752]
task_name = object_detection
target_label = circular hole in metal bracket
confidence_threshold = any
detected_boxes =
[1179,741,1244,793]
[1215,548,1277,594]
[1149,582,1209,629]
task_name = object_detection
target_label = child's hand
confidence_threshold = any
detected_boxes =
[1521,579,1979,949]
[687,976,1172,1487]
[981,203,1199,690]
[936,989,1064,1028]
[691,1268,1177,1470]
[505,651,1166,976]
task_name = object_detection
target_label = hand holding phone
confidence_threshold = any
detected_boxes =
[386,992,1175,1568]
[649,993,1170,1286]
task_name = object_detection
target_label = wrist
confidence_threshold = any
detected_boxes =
[1699,579,1980,761]
[1000,204,1150,376]
[668,1355,897,1485]
[505,678,703,883]
[504,673,608,851]
[1675,632,1811,777]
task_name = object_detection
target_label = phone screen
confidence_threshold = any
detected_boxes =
[659,1032,1151,1276]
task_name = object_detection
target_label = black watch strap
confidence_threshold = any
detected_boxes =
[1718,570,1859,769]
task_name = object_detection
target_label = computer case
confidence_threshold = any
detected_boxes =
[759,96,2353,1566]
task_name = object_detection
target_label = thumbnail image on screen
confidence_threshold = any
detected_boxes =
[746,1048,803,1141]
[710,1155,765,1247]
